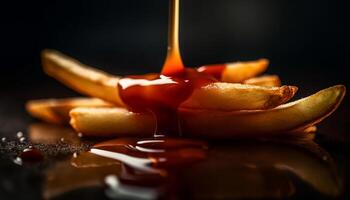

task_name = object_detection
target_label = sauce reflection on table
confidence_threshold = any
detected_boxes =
[42,136,342,199]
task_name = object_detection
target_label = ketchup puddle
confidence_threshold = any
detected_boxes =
[91,138,207,172]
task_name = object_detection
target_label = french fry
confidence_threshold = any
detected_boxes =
[28,82,296,125]
[181,83,297,110]
[26,98,113,124]
[26,83,297,125]
[243,75,281,87]
[221,59,269,83]
[70,85,345,137]
[42,49,124,106]
[181,85,345,138]
[70,107,154,137]
[42,50,296,111]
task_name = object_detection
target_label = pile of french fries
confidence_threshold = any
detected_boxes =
[26,49,346,138]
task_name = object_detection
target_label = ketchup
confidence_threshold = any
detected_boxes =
[118,70,215,137]
[197,64,226,80]
[20,148,44,163]
[90,0,216,178]
[118,0,217,137]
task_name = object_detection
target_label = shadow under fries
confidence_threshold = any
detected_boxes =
[42,135,343,199]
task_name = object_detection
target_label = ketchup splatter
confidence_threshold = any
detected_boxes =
[20,148,44,163]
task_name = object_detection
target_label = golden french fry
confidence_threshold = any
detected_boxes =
[42,84,297,125]
[221,59,269,83]
[70,107,154,137]
[181,85,345,138]
[42,49,124,105]
[243,75,281,87]
[28,83,297,124]
[42,50,296,111]
[70,85,345,137]
[26,98,113,124]
[182,83,297,110]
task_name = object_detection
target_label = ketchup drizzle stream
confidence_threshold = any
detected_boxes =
[118,0,217,137]
[90,0,214,177]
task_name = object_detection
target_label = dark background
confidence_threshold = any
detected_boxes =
[0,0,348,86]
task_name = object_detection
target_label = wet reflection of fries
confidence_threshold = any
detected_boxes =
[25,50,345,138]
[186,139,342,199]
[43,139,342,199]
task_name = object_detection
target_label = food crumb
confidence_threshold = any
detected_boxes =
[19,137,26,143]
[13,157,23,165]
[16,131,24,138]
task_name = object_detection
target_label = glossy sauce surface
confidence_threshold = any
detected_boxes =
[93,138,207,166]
[90,138,208,187]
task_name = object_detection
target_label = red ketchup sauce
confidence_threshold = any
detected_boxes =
[90,69,216,176]
[20,148,44,163]
[89,0,225,178]
[197,64,226,80]
[118,69,216,137]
